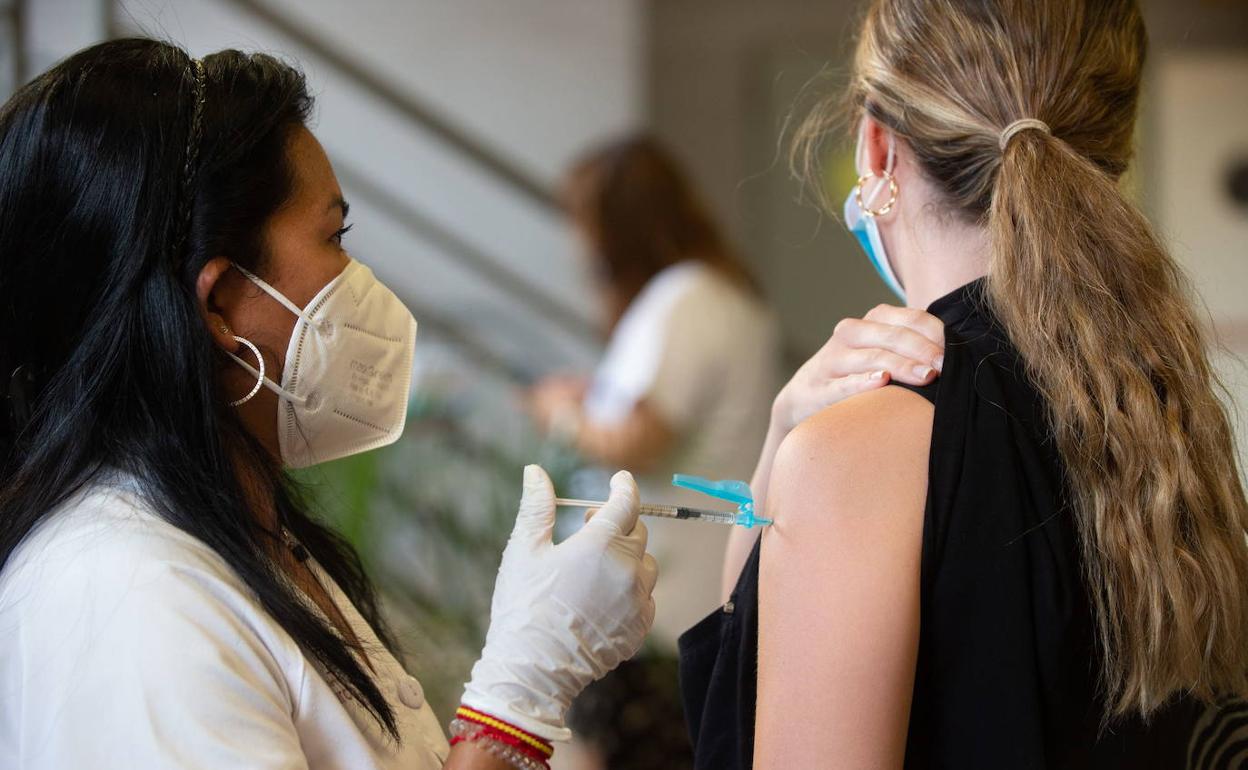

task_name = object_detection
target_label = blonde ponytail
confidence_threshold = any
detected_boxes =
[991,125,1248,715]
[801,0,1248,718]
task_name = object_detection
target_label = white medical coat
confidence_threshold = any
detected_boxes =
[0,475,450,769]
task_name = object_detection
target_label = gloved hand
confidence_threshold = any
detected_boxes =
[461,465,658,742]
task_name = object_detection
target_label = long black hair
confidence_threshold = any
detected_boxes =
[0,38,398,736]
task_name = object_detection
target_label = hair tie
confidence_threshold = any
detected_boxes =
[999,118,1050,151]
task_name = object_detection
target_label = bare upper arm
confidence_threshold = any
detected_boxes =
[754,386,933,769]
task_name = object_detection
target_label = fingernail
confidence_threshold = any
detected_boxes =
[523,465,539,485]
[610,469,633,487]
[869,370,885,380]
[913,365,934,380]
[933,355,944,372]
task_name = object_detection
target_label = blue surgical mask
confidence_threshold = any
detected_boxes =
[844,129,905,302]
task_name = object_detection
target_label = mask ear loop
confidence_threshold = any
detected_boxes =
[226,338,307,406]
[231,263,324,329]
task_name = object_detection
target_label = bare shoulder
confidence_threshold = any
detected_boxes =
[754,386,933,766]
[767,385,934,532]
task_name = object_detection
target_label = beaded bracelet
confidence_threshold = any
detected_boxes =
[449,721,548,763]
[449,719,551,770]
[454,705,554,759]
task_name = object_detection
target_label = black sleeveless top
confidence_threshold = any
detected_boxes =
[677,279,1204,769]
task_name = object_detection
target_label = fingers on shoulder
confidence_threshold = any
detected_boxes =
[864,304,945,343]
[833,313,943,366]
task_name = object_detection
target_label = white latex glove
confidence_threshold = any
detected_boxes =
[461,464,658,742]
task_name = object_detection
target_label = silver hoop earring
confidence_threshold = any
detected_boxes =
[229,335,265,407]
[854,170,899,217]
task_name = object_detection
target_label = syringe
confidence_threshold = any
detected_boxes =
[554,498,772,528]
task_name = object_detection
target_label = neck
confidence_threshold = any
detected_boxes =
[889,204,992,310]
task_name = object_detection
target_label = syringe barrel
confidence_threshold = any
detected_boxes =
[556,498,743,526]
[638,504,738,525]
[637,503,679,519]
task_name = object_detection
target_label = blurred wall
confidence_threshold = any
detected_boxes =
[227,0,645,187]
[0,1,16,98]
[1152,50,1248,468]
[649,0,875,358]
[27,0,645,180]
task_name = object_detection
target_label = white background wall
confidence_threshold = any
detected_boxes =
[114,0,644,185]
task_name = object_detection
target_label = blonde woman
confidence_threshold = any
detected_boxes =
[679,1,1248,768]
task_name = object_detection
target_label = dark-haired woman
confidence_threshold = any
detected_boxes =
[0,40,660,770]
[530,136,781,644]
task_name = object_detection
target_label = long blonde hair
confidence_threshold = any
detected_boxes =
[798,0,1248,718]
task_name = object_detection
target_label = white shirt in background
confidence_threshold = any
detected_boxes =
[0,476,450,769]
[585,260,780,645]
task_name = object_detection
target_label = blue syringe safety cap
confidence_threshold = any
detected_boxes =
[671,474,773,528]
[671,474,753,505]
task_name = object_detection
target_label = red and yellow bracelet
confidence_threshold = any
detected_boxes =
[450,705,554,769]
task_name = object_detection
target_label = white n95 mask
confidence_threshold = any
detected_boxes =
[227,259,418,468]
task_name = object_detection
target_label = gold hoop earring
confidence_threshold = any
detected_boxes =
[229,335,265,407]
[854,170,899,217]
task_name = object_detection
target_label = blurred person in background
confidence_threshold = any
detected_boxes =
[529,135,780,646]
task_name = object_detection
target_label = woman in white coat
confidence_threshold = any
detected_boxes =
[0,38,947,770]
[0,40,655,770]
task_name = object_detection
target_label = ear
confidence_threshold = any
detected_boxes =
[859,115,894,177]
[196,257,239,354]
